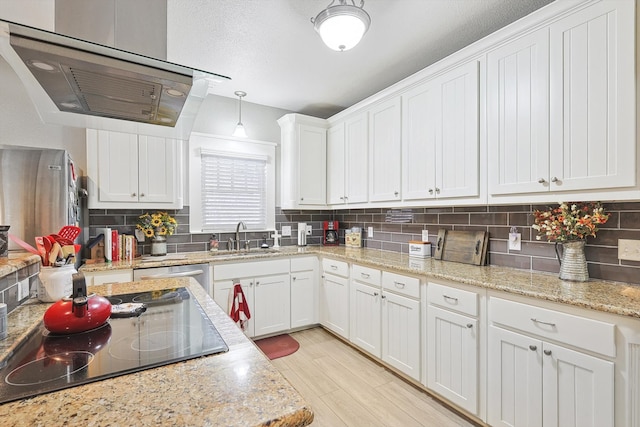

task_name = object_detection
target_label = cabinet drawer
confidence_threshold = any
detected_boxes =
[489,297,615,357]
[291,256,316,272]
[352,264,381,287]
[382,271,420,299]
[427,282,478,317]
[322,258,349,277]
[214,259,290,281]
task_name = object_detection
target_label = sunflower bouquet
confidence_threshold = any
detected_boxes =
[136,211,178,239]
[532,202,609,242]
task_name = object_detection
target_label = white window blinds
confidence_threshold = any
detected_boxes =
[200,151,268,230]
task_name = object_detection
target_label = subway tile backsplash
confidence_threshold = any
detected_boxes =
[88,202,640,285]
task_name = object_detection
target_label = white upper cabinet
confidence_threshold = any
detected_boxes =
[369,97,402,202]
[548,0,635,192]
[278,114,328,209]
[327,112,369,205]
[487,29,550,195]
[402,60,480,200]
[489,0,635,197]
[87,129,182,209]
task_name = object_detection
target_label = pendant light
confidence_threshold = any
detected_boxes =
[232,91,248,138]
[311,0,371,52]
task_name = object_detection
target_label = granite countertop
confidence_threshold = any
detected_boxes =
[0,278,313,427]
[79,246,640,320]
[0,252,41,277]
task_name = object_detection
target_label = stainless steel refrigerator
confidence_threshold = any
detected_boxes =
[0,147,81,251]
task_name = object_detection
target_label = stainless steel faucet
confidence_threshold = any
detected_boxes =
[235,221,247,251]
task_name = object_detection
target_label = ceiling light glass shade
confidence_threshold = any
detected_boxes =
[232,90,248,138]
[312,0,371,51]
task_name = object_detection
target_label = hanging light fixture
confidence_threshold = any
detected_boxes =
[232,91,248,138]
[311,0,371,52]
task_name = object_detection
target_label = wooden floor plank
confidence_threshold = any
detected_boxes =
[273,328,479,427]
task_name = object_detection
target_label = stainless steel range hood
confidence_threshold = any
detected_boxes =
[0,19,230,139]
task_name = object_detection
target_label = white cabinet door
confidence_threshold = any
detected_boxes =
[138,135,177,204]
[487,29,550,195]
[402,82,437,200]
[96,130,139,202]
[381,291,420,380]
[350,281,381,357]
[488,325,543,427]
[542,342,614,427]
[369,97,401,202]
[427,305,478,414]
[549,0,635,191]
[213,279,255,337]
[291,269,317,329]
[344,112,368,204]
[320,273,349,339]
[298,124,327,205]
[434,60,479,199]
[327,123,347,205]
[253,273,291,337]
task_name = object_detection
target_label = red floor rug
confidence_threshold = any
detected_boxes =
[253,334,300,360]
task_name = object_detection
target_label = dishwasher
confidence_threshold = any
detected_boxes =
[133,263,211,295]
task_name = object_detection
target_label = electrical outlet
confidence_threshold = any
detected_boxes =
[618,239,640,261]
[368,226,374,238]
[422,229,429,242]
[508,233,522,251]
[306,225,313,236]
[281,226,291,237]
[18,278,29,301]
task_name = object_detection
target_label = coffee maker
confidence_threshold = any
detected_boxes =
[323,221,339,246]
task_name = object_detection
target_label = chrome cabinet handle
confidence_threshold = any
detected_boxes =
[538,178,546,184]
[331,265,338,270]
[531,318,556,327]
[361,273,370,279]
[551,177,559,183]
[394,281,405,288]
[544,349,552,356]
[443,294,458,302]
[529,345,537,351]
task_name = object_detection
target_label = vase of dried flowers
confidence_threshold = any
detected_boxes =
[532,202,609,282]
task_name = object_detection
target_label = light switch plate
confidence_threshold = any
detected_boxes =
[368,226,374,237]
[281,226,291,237]
[422,230,429,242]
[306,225,313,236]
[508,233,521,251]
[619,239,640,261]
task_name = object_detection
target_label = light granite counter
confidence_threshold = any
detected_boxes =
[79,246,640,320]
[0,253,40,278]
[0,277,313,427]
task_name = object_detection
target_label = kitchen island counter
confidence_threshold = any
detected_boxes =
[0,278,313,427]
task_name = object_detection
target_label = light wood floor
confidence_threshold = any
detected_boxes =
[271,327,478,427]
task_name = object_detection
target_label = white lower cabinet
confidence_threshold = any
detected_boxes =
[350,264,382,357]
[290,256,318,329]
[487,297,615,427]
[213,259,291,338]
[381,288,420,380]
[320,258,350,339]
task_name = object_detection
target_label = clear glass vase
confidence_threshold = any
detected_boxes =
[556,240,589,282]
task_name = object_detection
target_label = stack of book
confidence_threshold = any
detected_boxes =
[96,228,138,262]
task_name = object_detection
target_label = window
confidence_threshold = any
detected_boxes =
[189,134,275,233]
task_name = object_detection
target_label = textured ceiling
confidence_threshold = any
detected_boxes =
[167,0,554,118]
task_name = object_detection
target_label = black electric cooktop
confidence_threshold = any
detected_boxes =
[0,287,228,405]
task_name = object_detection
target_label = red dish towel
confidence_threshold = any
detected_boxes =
[228,283,251,331]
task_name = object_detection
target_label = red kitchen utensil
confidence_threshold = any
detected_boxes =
[35,236,48,264]
[49,234,74,246]
[58,226,81,242]
[7,233,40,256]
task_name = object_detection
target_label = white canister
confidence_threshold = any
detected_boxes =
[38,265,77,302]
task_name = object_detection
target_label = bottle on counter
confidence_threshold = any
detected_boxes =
[209,234,219,253]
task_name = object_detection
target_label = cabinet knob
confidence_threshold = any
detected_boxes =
[551,176,559,183]
[394,191,399,197]
[292,276,296,281]
[256,281,260,286]
[140,193,145,197]
[131,193,137,197]
[466,323,473,329]
[544,349,552,356]
[340,196,344,200]
[428,188,434,194]
[381,295,386,299]
[373,292,379,297]
[529,345,537,351]
[435,188,440,194]
[344,196,349,200]
[537,178,546,184]
[300,197,304,201]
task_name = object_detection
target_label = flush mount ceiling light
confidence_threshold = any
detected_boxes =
[311,0,371,52]
[232,90,248,138]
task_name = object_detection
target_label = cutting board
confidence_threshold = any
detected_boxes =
[433,229,488,266]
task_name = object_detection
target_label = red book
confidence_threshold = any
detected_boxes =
[111,230,118,262]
